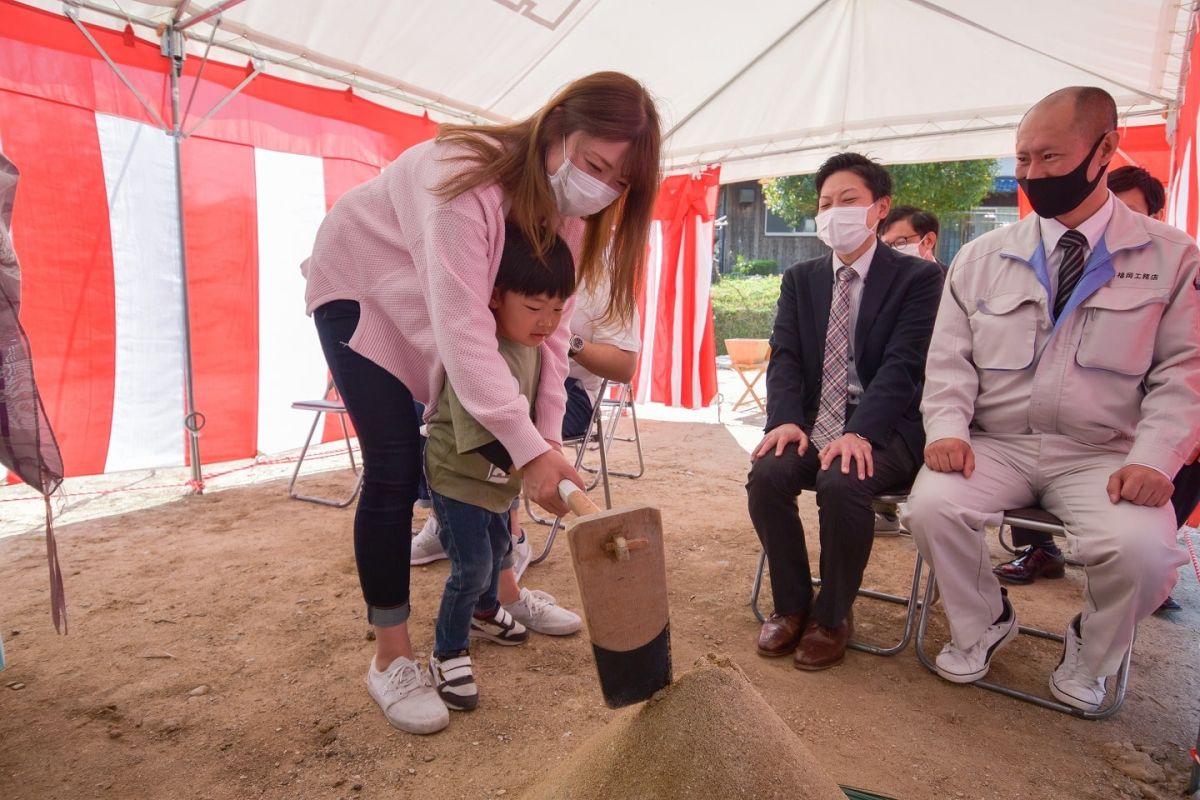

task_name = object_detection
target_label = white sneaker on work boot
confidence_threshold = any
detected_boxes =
[1049,615,1106,712]
[504,588,582,636]
[511,530,533,581]
[366,655,449,734]
[410,516,447,565]
[934,592,1018,683]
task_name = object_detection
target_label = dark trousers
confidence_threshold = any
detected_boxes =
[746,433,918,628]
[314,300,423,626]
[1011,461,1200,548]
[562,377,593,440]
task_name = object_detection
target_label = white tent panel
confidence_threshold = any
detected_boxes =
[26,0,1194,179]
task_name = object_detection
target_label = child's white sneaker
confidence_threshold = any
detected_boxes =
[430,651,479,711]
[366,655,449,734]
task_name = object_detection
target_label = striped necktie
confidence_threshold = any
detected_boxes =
[810,266,858,449]
[1053,229,1088,320]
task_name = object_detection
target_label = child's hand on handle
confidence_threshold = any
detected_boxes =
[525,448,582,516]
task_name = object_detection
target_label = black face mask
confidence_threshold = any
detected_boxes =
[1017,134,1109,219]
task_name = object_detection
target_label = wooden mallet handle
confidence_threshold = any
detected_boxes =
[558,479,601,516]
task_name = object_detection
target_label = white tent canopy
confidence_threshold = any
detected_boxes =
[23,0,1197,181]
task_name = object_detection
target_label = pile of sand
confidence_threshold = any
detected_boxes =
[521,655,846,800]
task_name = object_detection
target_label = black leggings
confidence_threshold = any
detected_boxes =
[314,300,422,626]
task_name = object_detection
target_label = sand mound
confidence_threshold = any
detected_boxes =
[521,654,845,800]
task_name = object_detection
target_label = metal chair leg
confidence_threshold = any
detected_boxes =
[288,409,363,508]
[600,384,645,479]
[749,543,923,657]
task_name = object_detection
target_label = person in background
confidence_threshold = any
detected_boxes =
[880,205,945,267]
[995,164,1194,614]
[874,205,946,534]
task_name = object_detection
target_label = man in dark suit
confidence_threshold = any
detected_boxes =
[747,153,943,670]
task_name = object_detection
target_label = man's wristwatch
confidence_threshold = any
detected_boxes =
[568,334,586,358]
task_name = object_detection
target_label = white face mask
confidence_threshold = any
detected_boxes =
[894,242,923,258]
[815,203,876,254]
[547,137,622,218]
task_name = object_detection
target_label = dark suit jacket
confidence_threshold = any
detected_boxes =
[764,241,944,461]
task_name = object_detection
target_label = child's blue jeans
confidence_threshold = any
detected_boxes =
[432,490,513,656]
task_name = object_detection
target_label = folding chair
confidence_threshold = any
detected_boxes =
[725,338,771,413]
[914,506,1133,719]
[750,490,924,657]
[523,379,613,566]
[287,380,363,507]
[585,381,644,479]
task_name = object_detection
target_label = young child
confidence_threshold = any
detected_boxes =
[423,221,576,711]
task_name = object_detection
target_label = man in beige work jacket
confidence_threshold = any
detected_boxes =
[902,86,1200,712]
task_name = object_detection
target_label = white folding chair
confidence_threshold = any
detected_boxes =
[287,380,363,507]
[586,381,645,480]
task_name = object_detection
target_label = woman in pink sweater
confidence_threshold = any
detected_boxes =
[302,71,661,734]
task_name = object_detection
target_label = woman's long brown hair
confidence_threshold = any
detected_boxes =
[435,71,661,327]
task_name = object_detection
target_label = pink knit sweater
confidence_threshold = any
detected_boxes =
[303,138,583,470]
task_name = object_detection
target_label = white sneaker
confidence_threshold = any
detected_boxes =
[934,594,1018,683]
[504,588,582,636]
[468,605,528,645]
[1049,615,1106,712]
[430,651,479,711]
[511,530,533,581]
[366,655,449,734]
[410,517,447,565]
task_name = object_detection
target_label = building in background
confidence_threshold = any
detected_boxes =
[714,157,1019,275]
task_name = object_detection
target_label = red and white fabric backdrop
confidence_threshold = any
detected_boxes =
[0,1,436,478]
[0,1,721,480]
[633,168,720,409]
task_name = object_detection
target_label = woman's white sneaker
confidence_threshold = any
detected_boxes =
[430,651,479,711]
[366,655,449,734]
[504,588,582,635]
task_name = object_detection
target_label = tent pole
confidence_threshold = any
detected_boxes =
[165,25,206,493]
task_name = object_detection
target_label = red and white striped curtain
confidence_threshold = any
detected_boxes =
[633,168,720,409]
[0,1,437,478]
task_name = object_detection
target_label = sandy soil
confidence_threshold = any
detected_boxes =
[1,417,1198,800]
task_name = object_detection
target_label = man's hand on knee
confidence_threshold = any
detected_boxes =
[752,423,808,460]
[1106,465,1173,507]
[924,437,975,477]
[818,433,874,479]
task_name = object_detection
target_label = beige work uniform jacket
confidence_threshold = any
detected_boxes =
[922,196,1200,478]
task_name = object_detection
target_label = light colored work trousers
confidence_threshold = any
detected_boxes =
[902,433,1184,677]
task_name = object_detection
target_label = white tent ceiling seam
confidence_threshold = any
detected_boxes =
[19,0,1198,182]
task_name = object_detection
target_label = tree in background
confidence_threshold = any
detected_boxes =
[763,159,998,228]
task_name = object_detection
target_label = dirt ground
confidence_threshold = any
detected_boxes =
[1,418,1198,800]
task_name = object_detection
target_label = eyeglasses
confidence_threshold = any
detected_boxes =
[884,234,924,248]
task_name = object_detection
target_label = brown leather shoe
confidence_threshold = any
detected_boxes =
[793,609,853,671]
[993,546,1066,584]
[756,611,807,657]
